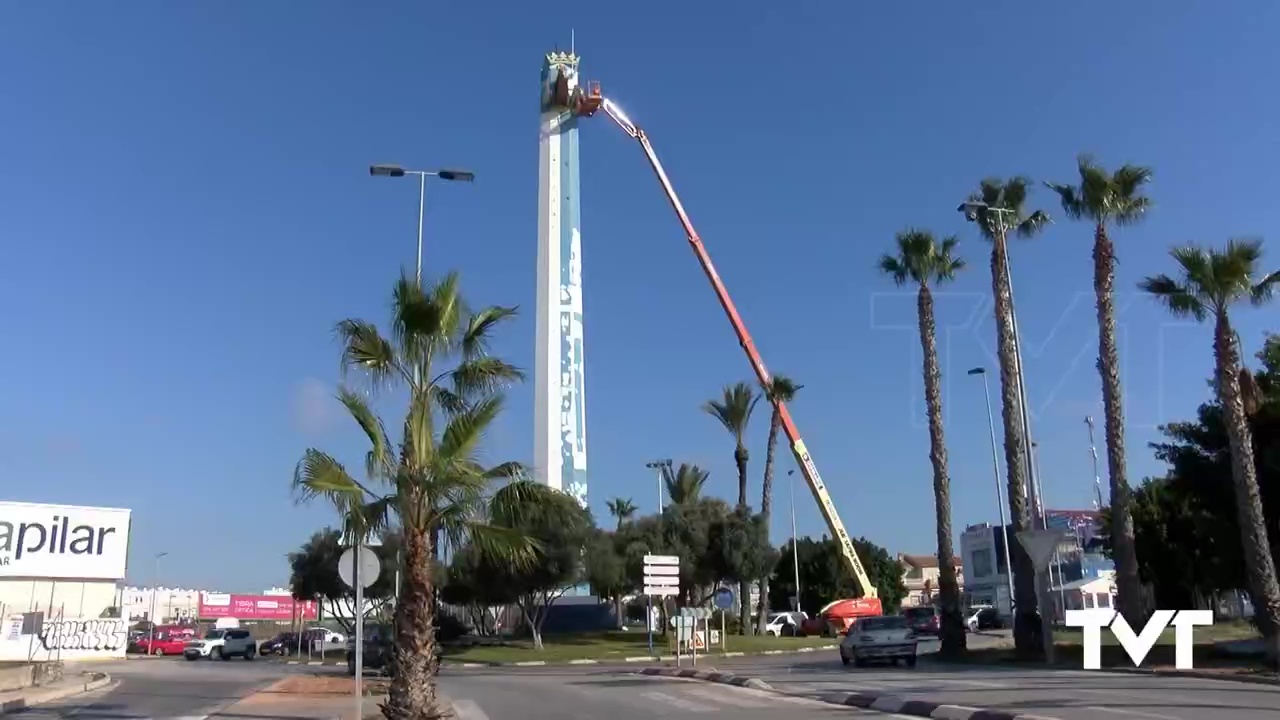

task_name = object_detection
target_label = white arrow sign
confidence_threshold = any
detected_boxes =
[643,554,680,565]
[643,554,681,597]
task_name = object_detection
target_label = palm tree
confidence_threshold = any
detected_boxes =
[1046,156,1152,627]
[756,374,801,635]
[1140,240,1280,665]
[607,497,638,530]
[663,463,710,506]
[878,229,968,657]
[704,382,760,633]
[292,272,543,720]
[963,177,1050,659]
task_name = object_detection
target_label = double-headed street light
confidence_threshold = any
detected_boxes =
[645,459,673,513]
[368,164,476,286]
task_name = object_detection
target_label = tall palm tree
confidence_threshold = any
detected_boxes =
[756,374,801,635]
[878,229,968,657]
[663,463,710,505]
[963,177,1050,659]
[607,497,638,530]
[292,272,542,720]
[1046,156,1152,626]
[704,382,760,633]
[1140,240,1280,665]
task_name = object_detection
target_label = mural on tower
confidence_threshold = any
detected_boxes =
[535,50,588,509]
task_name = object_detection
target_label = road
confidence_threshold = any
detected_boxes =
[704,650,1280,720]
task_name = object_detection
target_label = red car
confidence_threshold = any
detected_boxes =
[135,626,197,655]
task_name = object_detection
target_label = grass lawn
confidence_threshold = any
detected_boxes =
[438,630,835,664]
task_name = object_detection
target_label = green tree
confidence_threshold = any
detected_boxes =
[439,544,511,636]
[479,484,594,649]
[768,536,907,619]
[291,272,546,720]
[663,463,710,506]
[704,382,760,633]
[1046,156,1153,626]
[878,228,967,656]
[709,506,779,610]
[962,177,1050,659]
[607,498,638,530]
[582,529,628,629]
[757,374,801,634]
[1141,240,1280,665]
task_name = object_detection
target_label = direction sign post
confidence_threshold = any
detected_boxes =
[1018,528,1068,665]
[713,587,734,651]
[339,541,382,720]
[643,555,680,657]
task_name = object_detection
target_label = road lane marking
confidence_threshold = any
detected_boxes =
[451,699,490,720]
[640,691,718,712]
[1083,706,1183,720]
[681,685,770,707]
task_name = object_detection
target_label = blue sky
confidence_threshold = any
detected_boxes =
[2,2,1276,591]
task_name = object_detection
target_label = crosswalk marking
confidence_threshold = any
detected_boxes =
[681,685,771,708]
[640,690,719,712]
[450,699,491,720]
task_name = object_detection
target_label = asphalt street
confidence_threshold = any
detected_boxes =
[704,650,1280,720]
[9,657,310,720]
[436,664,904,720]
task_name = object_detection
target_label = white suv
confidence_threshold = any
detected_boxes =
[184,629,257,661]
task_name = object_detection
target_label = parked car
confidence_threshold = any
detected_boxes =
[764,612,806,637]
[902,606,941,636]
[839,615,917,668]
[184,628,256,661]
[347,624,395,676]
[966,606,1005,632]
[259,632,300,656]
[134,626,198,656]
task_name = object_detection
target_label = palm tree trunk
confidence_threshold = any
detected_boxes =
[917,285,966,657]
[989,231,1041,659]
[1214,313,1280,667]
[734,444,752,635]
[1092,222,1144,626]
[384,521,445,720]
[757,412,781,635]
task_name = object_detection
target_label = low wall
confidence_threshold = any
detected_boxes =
[0,662,63,692]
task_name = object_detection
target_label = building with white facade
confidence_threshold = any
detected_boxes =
[1,501,132,661]
[123,586,203,623]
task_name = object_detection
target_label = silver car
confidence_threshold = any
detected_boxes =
[839,615,917,668]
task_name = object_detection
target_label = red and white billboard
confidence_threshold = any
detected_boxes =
[198,593,318,621]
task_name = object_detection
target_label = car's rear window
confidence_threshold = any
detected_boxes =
[861,616,908,631]
[903,607,936,619]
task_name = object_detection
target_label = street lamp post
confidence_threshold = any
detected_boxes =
[959,200,1052,661]
[787,469,802,612]
[645,459,673,513]
[369,164,476,286]
[966,367,1016,614]
[147,551,169,652]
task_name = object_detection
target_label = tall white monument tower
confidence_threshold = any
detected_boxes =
[534,50,588,508]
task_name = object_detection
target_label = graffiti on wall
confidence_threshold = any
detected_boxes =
[38,618,128,651]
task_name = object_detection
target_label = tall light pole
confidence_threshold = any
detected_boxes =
[787,469,802,612]
[957,201,1043,524]
[959,199,1052,661]
[967,367,1015,614]
[147,551,168,651]
[1085,416,1105,511]
[369,164,476,286]
[645,459,672,513]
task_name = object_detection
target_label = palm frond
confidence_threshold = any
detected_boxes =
[1139,273,1207,321]
[402,387,434,473]
[1251,270,1280,306]
[335,319,399,387]
[391,273,444,378]
[703,383,759,438]
[877,255,910,286]
[438,395,505,464]
[449,356,525,400]
[466,521,543,572]
[462,305,520,361]
[335,387,394,481]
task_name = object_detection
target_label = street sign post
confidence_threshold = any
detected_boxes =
[338,543,382,720]
[643,555,680,656]
[677,607,713,666]
[1018,528,1068,664]
[713,587,734,650]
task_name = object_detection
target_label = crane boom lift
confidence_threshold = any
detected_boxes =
[578,90,879,603]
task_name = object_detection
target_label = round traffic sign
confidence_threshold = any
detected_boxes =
[713,587,735,610]
[338,546,381,589]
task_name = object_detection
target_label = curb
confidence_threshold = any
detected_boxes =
[276,643,841,669]
[1097,666,1280,687]
[1,673,114,716]
[638,667,1047,720]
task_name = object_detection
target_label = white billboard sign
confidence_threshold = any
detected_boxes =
[643,554,680,597]
[0,502,131,580]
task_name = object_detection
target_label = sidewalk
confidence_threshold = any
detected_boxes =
[213,676,388,720]
[0,672,114,715]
